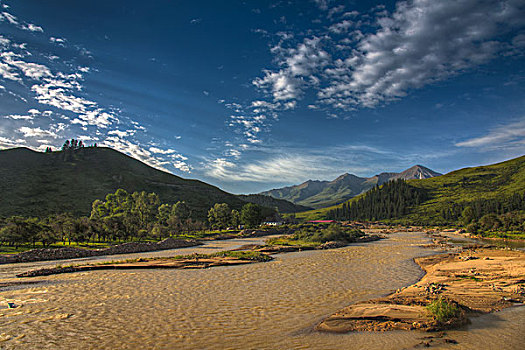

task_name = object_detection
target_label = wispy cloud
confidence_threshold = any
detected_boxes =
[204,144,395,184]
[2,114,33,120]
[0,11,43,32]
[455,118,525,150]
[103,136,191,173]
[312,0,332,11]
[18,126,59,138]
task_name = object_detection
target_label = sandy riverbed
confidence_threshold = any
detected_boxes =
[317,246,525,334]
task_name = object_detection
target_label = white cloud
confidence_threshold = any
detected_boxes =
[22,23,43,32]
[2,53,52,80]
[2,114,33,120]
[205,154,341,183]
[205,158,238,180]
[321,0,525,109]
[149,146,178,154]
[257,0,525,111]
[0,10,117,131]
[253,70,300,101]
[251,100,279,109]
[102,136,191,173]
[0,12,18,25]
[30,75,116,128]
[253,37,330,103]
[0,5,171,178]
[455,118,525,149]
[0,136,26,149]
[312,0,332,11]
[108,130,130,138]
[327,5,345,19]
[50,37,66,44]
[0,11,43,32]
[329,20,353,34]
[0,60,20,81]
[0,36,9,46]
[17,126,57,138]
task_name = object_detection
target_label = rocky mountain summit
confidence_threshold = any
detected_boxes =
[260,165,442,209]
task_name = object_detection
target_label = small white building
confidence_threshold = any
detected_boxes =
[262,221,283,226]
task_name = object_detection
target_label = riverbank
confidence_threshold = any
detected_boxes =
[0,237,201,264]
[316,246,525,333]
[14,234,383,278]
[15,251,271,278]
[0,228,289,265]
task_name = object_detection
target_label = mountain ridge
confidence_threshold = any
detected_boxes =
[260,165,442,209]
[308,154,525,224]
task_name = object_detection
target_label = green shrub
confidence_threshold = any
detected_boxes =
[466,222,479,234]
[426,297,460,323]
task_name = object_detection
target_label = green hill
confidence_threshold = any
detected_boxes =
[405,155,525,223]
[0,147,244,219]
[298,155,525,223]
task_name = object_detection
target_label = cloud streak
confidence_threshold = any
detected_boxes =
[455,118,525,150]
[204,144,395,184]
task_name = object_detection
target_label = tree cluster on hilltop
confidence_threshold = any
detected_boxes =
[43,139,98,153]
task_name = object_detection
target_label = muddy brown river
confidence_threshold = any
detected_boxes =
[0,232,523,349]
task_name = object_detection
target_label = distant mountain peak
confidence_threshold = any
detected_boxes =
[332,172,358,181]
[260,164,442,209]
[398,165,442,180]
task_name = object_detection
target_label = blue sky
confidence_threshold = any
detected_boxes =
[0,0,524,194]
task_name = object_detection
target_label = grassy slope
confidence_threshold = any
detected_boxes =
[297,178,377,209]
[0,147,246,219]
[238,194,311,213]
[295,155,525,222]
[405,155,525,222]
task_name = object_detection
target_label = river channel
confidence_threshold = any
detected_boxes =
[0,232,523,349]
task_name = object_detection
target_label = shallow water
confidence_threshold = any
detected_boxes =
[0,232,523,349]
[446,233,525,250]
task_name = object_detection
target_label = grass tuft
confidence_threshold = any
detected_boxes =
[426,297,460,323]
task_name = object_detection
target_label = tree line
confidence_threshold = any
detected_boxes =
[440,192,525,223]
[325,178,524,234]
[0,189,270,248]
[453,193,525,233]
[327,180,428,221]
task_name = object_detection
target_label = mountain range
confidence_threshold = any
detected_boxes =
[298,154,525,223]
[260,165,442,209]
[0,147,306,219]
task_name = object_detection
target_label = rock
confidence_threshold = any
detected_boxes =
[317,241,346,249]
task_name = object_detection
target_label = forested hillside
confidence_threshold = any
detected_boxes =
[318,156,525,235]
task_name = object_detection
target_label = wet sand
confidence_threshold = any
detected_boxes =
[317,246,525,333]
